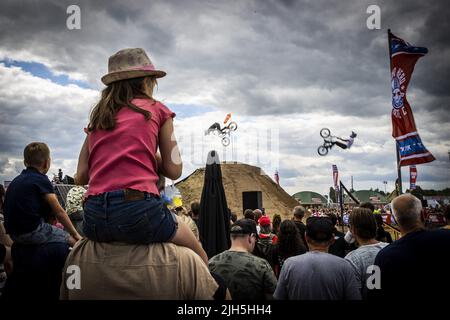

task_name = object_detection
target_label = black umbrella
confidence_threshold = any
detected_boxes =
[198,150,231,258]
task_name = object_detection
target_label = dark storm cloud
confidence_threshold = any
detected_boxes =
[0,0,176,85]
[0,0,448,117]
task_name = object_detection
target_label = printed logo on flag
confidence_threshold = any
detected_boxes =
[389,31,435,167]
[391,67,406,113]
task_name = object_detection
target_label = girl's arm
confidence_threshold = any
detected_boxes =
[158,118,182,180]
[75,136,89,185]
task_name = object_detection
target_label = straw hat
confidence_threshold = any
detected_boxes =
[101,48,166,85]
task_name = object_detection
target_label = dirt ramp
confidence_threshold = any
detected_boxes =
[176,162,299,219]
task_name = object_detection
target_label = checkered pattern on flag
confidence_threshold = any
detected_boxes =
[389,31,435,166]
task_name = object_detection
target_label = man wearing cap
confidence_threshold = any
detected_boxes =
[258,216,278,244]
[274,217,361,300]
[208,219,278,300]
[252,216,277,268]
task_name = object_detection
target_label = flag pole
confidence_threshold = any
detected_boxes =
[388,29,403,194]
[339,181,345,233]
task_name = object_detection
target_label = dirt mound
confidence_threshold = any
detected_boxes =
[176,162,299,218]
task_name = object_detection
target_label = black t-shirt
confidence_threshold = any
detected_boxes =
[294,220,308,249]
[328,229,347,258]
[369,229,450,300]
[3,167,55,235]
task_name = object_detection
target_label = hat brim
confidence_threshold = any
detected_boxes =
[101,69,166,85]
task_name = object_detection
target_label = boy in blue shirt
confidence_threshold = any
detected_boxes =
[3,142,81,246]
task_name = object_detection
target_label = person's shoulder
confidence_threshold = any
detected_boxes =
[426,228,450,238]
[28,170,51,183]
[316,252,351,268]
[175,245,209,267]
[163,242,200,259]
[375,240,399,260]
[295,220,305,227]
[152,100,167,108]
[344,247,359,261]
[209,250,229,263]
[422,229,450,246]
[284,251,310,265]
[347,242,387,259]
[141,99,170,112]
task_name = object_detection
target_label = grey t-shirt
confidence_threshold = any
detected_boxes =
[274,251,361,300]
[344,242,388,298]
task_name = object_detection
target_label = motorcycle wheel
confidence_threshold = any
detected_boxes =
[320,128,331,138]
[228,122,237,131]
[222,137,230,146]
[318,146,328,156]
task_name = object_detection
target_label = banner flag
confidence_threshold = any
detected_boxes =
[389,31,435,166]
[332,165,339,204]
[274,170,280,185]
[410,165,417,190]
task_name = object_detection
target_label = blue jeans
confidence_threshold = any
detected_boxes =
[83,190,178,244]
[11,222,69,245]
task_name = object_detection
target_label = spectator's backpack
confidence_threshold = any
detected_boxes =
[253,235,275,267]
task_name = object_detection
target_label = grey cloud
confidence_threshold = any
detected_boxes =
[0,0,447,118]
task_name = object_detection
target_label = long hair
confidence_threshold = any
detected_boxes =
[88,76,156,131]
[277,220,307,259]
[349,207,377,240]
[272,214,281,234]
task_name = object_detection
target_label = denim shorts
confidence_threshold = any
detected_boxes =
[11,222,70,245]
[83,190,178,244]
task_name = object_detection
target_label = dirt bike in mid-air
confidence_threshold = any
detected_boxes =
[205,113,238,146]
[318,128,357,156]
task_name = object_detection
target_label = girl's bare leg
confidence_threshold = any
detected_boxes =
[170,216,209,265]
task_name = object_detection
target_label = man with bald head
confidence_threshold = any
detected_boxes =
[369,194,450,300]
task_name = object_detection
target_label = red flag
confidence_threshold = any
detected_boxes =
[332,165,339,191]
[389,31,435,166]
[410,165,417,190]
[332,165,340,205]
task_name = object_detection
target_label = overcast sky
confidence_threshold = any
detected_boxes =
[0,0,449,196]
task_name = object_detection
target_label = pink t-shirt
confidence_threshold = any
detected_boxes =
[85,98,175,198]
